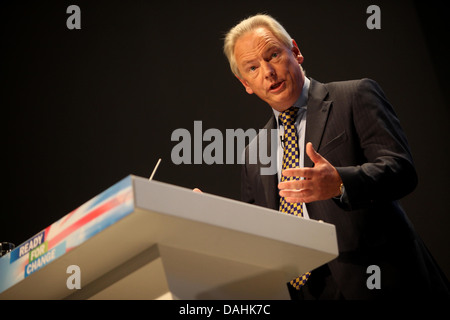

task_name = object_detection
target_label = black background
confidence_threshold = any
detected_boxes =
[1,0,449,280]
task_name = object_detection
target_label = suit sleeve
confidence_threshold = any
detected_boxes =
[335,79,418,210]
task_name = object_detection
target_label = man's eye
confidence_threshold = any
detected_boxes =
[249,66,256,72]
[271,52,279,58]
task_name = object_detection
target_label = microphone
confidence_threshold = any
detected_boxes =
[149,158,162,181]
[279,133,285,149]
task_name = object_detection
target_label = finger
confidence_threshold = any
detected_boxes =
[278,180,302,190]
[280,189,304,201]
[279,179,313,190]
[280,188,312,199]
[282,167,314,178]
[286,195,314,203]
[193,188,203,193]
[306,142,323,164]
[280,189,301,198]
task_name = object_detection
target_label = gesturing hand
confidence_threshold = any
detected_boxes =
[278,142,343,203]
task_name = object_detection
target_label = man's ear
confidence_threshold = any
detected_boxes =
[291,39,304,65]
[235,74,254,94]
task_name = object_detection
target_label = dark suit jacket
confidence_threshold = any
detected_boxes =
[241,78,449,299]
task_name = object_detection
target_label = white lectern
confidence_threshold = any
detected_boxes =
[0,175,338,300]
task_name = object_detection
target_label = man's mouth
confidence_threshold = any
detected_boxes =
[269,81,285,92]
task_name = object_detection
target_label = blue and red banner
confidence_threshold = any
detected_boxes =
[0,175,135,294]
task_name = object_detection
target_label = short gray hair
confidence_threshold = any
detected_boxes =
[223,14,293,77]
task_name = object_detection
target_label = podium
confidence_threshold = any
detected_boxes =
[0,175,338,300]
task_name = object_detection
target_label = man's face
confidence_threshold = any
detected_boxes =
[234,27,305,112]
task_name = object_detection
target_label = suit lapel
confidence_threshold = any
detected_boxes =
[304,78,332,168]
[260,116,279,210]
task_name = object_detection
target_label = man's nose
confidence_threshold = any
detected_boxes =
[262,61,276,79]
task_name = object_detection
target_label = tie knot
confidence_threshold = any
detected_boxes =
[279,106,299,125]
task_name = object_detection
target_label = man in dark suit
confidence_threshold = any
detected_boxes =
[224,14,449,299]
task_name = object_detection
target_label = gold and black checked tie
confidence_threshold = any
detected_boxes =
[279,106,311,290]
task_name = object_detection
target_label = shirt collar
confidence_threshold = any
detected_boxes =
[272,77,310,123]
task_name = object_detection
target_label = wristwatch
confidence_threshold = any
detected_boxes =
[339,183,344,196]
